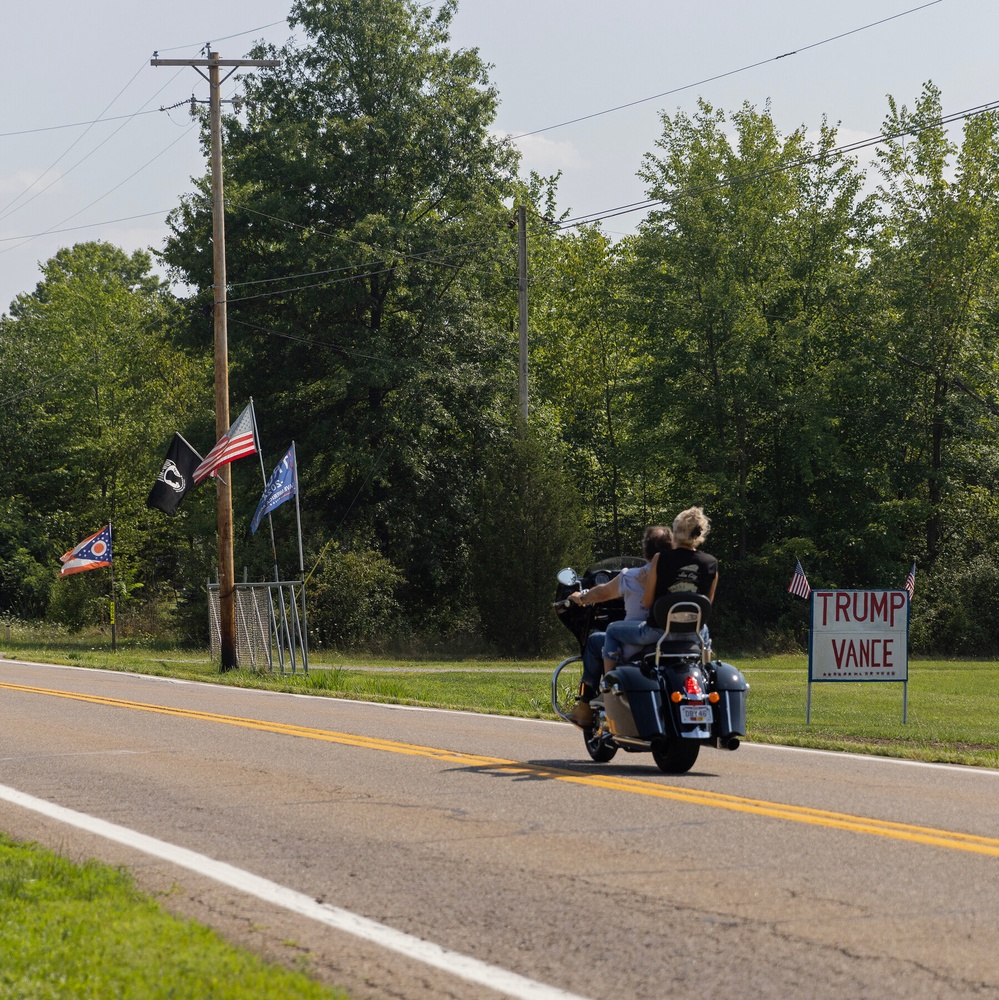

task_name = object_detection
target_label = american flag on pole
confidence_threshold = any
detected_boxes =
[193,403,257,485]
[904,562,916,599]
[788,559,811,599]
[59,524,113,577]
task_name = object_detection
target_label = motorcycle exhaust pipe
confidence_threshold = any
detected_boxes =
[716,735,741,751]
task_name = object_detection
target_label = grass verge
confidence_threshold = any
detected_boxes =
[0,833,347,999]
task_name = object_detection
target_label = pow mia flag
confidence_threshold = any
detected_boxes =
[146,433,202,515]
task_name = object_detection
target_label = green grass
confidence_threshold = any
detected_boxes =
[2,630,999,767]
[740,655,999,768]
[0,833,348,999]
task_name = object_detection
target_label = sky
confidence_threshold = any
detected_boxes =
[2,0,996,312]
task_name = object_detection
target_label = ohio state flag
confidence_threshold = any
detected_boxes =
[59,525,113,577]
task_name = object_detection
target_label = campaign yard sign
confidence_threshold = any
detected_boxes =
[807,589,910,722]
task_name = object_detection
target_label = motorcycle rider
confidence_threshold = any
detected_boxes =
[601,506,718,673]
[567,525,672,727]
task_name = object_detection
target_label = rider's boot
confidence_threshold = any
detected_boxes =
[570,682,597,727]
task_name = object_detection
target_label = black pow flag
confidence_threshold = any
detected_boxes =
[146,433,202,515]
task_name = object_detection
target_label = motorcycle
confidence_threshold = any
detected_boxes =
[551,559,748,774]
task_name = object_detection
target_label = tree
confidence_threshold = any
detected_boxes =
[871,83,999,567]
[470,424,590,655]
[626,101,874,638]
[529,223,649,556]
[0,242,209,624]
[160,0,523,625]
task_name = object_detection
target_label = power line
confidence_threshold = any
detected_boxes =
[153,19,288,54]
[0,126,196,257]
[0,68,187,225]
[512,0,945,139]
[0,60,150,218]
[0,209,175,243]
[555,98,999,231]
[0,20,288,140]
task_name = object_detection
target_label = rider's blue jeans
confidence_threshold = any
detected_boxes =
[602,619,664,665]
[582,631,605,689]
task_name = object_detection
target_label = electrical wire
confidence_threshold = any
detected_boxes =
[0,210,176,244]
[512,0,945,139]
[0,68,186,225]
[0,125,196,257]
[0,60,150,218]
[153,19,288,54]
[554,98,999,231]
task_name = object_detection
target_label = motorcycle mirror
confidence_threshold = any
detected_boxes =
[556,567,578,587]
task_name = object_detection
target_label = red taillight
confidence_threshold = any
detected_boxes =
[684,675,702,696]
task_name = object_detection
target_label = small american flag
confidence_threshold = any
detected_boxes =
[193,403,257,484]
[904,562,916,599]
[788,559,811,599]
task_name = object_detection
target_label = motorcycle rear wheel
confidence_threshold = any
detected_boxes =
[584,729,617,762]
[651,739,699,774]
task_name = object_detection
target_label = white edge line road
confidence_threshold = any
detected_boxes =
[0,782,592,1000]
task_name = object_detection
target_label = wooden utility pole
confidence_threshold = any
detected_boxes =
[517,204,528,422]
[151,50,278,670]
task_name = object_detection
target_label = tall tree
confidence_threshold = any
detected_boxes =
[0,242,208,621]
[871,83,999,567]
[160,0,522,623]
[529,223,647,556]
[626,101,872,630]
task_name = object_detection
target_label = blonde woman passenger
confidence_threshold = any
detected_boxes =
[601,506,718,674]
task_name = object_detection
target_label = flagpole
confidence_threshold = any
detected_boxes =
[250,400,291,670]
[109,521,116,653]
[291,441,309,669]
[250,398,284,583]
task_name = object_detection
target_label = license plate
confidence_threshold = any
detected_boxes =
[680,705,713,725]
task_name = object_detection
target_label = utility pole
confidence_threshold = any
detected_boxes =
[152,50,278,670]
[517,203,528,422]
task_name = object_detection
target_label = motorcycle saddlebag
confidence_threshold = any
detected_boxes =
[708,660,748,738]
[601,666,666,741]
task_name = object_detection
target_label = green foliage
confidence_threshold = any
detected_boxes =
[0,242,210,625]
[305,539,404,647]
[470,424,590,654]
[7,59,999,654]
[159,0,523,629]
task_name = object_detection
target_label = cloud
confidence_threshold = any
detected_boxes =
[0,168,63,199]
[502,131,588,175]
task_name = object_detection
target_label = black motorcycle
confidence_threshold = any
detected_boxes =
[551,559,748,774]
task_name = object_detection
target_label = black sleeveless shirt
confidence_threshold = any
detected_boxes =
[649,548,718,606]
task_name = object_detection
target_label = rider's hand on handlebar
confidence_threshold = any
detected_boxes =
[568,590,589,606]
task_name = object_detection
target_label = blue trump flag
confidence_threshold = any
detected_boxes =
[250,444,297,534]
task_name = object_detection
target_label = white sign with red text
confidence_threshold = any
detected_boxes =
[809,590,909,682]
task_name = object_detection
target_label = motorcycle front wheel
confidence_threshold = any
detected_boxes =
[651,739,699,774]
[584,729,617,763]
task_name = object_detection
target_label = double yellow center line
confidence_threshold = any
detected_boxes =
[5,680,999,858]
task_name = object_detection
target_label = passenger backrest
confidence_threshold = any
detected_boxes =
[651,592,711,636]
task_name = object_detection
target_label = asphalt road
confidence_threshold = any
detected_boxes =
[1,657,998,1000]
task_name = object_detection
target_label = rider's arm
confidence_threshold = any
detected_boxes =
[569,577,621,607]
[707,571,719,603]
[641,553,659,608]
